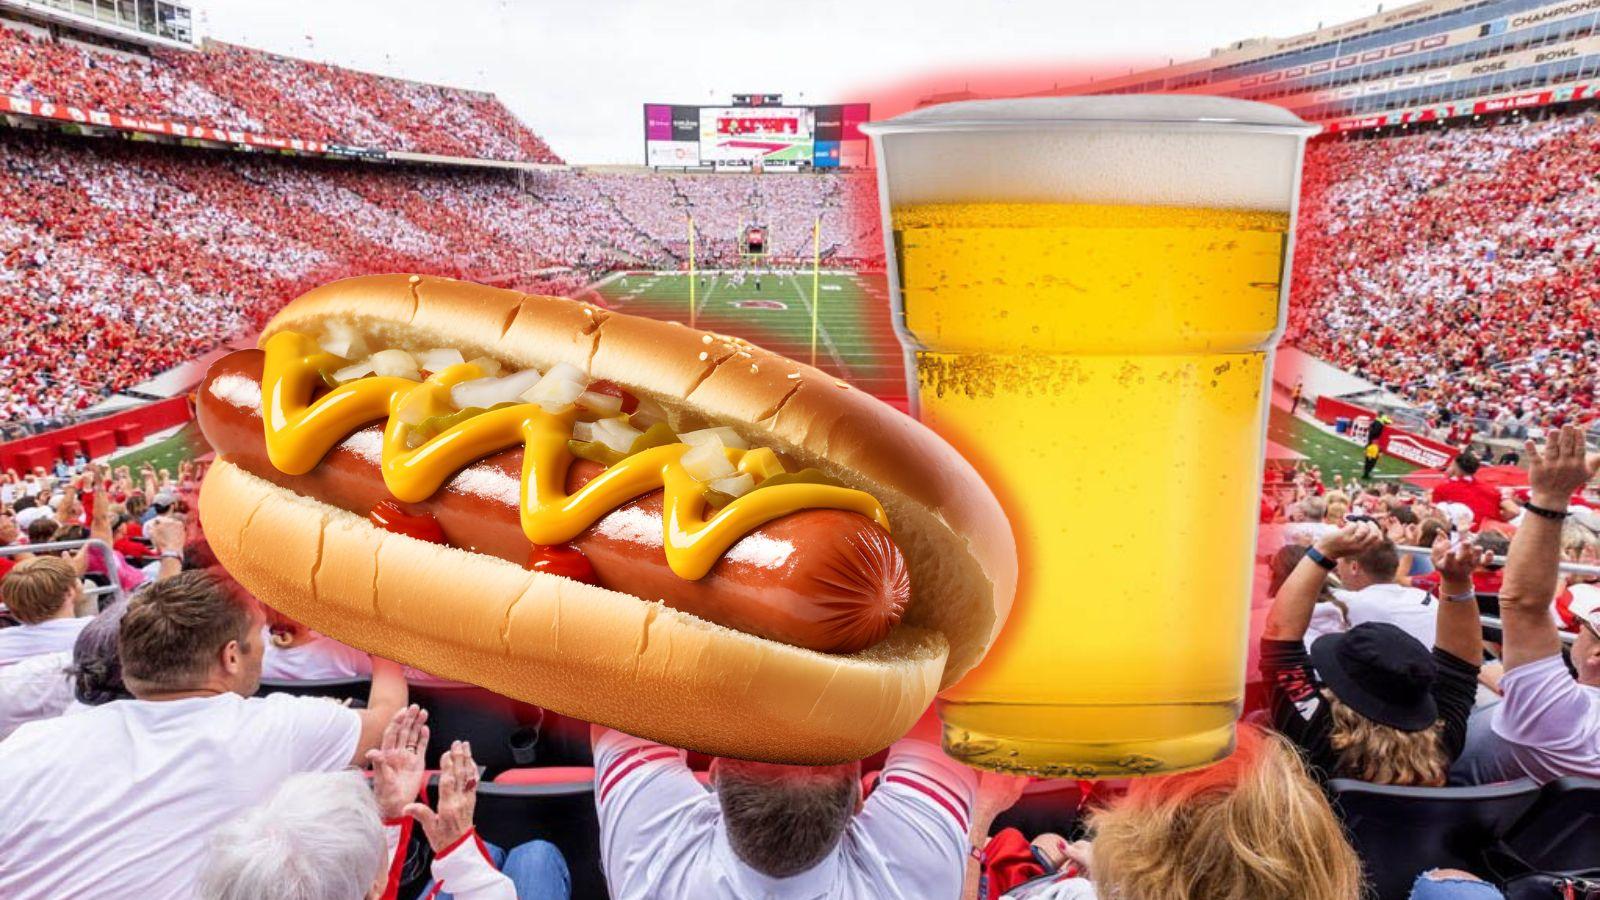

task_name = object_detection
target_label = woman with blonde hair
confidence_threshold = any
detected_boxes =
[1260,522,1487,786]
[999,725,1364,900]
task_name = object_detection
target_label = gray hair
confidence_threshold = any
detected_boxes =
[714,759,860,878]
[69,598,130,706]
[1296,498,1328,522]
[197,771,386,900]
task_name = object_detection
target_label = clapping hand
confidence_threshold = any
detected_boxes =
[1314,520,1385,561]
[405,740,480,852]
[367,705,430,820]
[1431,532,1492,584]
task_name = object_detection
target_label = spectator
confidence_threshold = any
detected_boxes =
[1465,426,1600,782]
[1261,522,1487,784]
[0,556,88,665]
[260,607,373,682]
[199,769,393,900]
[65,596,132,708]
[995,726,1363,900]
[0,570,409,899]
[1329,531,1439,648]
[0,650,71,739]
[1431,452,1509,530]
[593,710,1011,900]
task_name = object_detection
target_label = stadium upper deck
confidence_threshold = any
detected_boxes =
[0,6,560,164]
[1066,0,1600,132]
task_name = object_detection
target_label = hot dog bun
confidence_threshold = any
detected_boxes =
[200,273,1016,763]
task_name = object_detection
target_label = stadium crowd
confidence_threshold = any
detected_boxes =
[0,130,880,428]
[0,21,559,163]
[0,409,1594,899]
[1288,110,1600,440]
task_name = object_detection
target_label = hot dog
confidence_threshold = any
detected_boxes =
[197,274,1016,763]
[198,349,909,654]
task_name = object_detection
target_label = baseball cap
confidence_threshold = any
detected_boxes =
[1567,585,1600,631]
[1310,623,1439,732]
[152,491,177,510]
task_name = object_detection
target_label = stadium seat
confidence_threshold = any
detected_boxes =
[494,766,596,786]
[1328,778,1541,900]
[1501,777,1600,873]
[426,773,605,900]
[254,677,371,705]
[989,779,1088,840]
[407,682,545,778]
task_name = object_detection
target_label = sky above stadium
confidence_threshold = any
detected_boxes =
[199,0,1386,164]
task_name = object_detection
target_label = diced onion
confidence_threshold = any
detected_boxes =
[370,349,420,380]
[466,356,504,377]
[449,368,542,410]
[678,426,748,450]
[629,395,669,430]
[331,360,375,382]
[576,391,624,416]
[318,321,369,360]
[708,473,755,499]
[571,421,595,442]
[521,375,584,412]
[416,348,466,372]
[593,417,642,453]
[545,362,586,385]
[681,442,735,482]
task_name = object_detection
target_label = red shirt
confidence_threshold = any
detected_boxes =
[1432,476,1503,529]
[0,556,13,580]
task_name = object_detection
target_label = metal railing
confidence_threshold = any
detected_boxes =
[1396,545,1592,646]
[0,539,127,609]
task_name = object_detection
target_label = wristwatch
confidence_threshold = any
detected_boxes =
[158,550,183,561]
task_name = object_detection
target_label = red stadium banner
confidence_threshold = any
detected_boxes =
[5,95,333,154]
[0,397,194,472]
[1321,81,1600,134]
[1312,396,1460,469]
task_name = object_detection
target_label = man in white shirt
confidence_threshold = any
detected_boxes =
[0,570,409,900]
[1331,536,1439,648]
[1483,426,1600,782]
[0,556,89,666]
[0,650,73,739]
[593,716,986,900]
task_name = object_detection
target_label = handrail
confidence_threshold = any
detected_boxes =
[1395,545,1600,577]
[0,538,127,608]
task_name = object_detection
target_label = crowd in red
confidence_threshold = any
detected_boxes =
[1287,110,1600,441]
[0,21,559,163]
[0,129,879,429]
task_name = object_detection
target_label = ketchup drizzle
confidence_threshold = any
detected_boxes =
[368,500,447,545]
[529,543,598,585]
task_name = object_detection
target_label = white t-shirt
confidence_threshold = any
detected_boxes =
[0,692,361,899]
[595,730,978,900]
[0,650,73,739]
[260,630,373,681]
[1336,583,1437,649]
[14,506,53,531]
[0,617,90,667]
[1490,653,1600,783]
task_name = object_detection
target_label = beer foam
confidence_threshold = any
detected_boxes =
[864,96,1316,212]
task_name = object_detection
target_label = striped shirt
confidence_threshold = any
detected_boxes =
[594,730,978,900]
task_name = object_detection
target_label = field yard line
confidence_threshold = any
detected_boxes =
[787,275,847,370]
[698,273,719,320]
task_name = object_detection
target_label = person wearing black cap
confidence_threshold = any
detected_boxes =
[1260,521,1488,785]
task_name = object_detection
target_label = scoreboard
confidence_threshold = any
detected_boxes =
[643,102,869,170]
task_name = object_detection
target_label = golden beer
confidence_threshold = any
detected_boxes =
[864,99,1314,777]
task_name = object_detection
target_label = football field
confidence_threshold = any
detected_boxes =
[591,270,907,402]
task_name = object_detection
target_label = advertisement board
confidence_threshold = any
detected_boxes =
[698,106,814,166]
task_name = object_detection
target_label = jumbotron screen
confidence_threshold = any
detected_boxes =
[643,102,868,169]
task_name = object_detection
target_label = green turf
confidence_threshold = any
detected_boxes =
[594,270,905,398]
[109,422,210,474]
[1265,406,1417,483]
